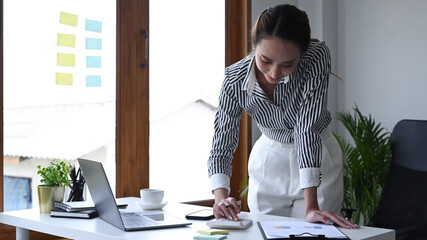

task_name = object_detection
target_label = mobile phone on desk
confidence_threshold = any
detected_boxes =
[185,209,215,220]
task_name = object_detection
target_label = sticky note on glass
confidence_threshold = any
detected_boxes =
[56,72,73,86]
[57,53,76,67]
[57,33,76,47]
[86,19,102,33]
[86,75,101,87]
[59,12,78,27]
[85,38,102,50]
[86,56,101,68]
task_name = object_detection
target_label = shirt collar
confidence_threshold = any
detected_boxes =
[241,56,255,93]
[242,56,290,96]
[241,56,256,95]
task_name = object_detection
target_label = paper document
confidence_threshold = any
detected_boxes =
[258,221,349,239]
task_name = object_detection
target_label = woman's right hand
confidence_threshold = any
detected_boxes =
[213,188,241,221]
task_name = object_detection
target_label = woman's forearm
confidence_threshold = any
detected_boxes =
[304,187,320,215]
[214,188,229,204]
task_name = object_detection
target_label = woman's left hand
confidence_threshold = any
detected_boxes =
[306,209,359,229]
[304,187,358,229]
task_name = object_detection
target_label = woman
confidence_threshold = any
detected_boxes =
[207,4,357,229]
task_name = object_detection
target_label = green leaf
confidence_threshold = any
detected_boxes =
[36,159,71,187]
[334,105,391,226]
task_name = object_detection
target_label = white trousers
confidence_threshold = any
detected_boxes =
[247,128,343,219]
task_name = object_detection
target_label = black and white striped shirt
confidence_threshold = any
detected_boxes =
[208,41,332,192]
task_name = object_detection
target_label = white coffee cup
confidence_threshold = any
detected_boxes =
[140,189,164,205]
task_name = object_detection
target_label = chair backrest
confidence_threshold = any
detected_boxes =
[391,119,427,171]
[374,119,427,237]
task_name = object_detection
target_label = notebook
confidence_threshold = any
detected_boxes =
[54,200,127,212]
[77,158,192,231]
[50,208,98,219]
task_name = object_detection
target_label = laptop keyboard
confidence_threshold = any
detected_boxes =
[121,212,159,228]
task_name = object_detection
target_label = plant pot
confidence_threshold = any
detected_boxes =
[37,185,65,213]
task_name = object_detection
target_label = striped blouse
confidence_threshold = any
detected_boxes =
[208,41,332,192]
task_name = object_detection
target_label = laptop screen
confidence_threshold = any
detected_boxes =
[78,158,192,231]
[78,158,126,230]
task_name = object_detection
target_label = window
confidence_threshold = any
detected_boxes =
[149,0,225,202]
[1,0,251,217]
[3,0,116,210]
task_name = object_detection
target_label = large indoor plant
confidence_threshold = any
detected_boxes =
[37,159,71,213]
[333,106,392,226]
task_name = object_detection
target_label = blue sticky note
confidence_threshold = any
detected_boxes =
[85,19,102,33]
[86,75,101,87]
[194,234,227,240]
[86,38,102,50]
[86,56,101,68]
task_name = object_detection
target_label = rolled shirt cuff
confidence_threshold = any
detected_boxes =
[209,173,230,194]
[299,168,321,189]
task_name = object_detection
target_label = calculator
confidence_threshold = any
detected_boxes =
[206,218,253,229]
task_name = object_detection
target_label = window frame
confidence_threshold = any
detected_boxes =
[0,0,3,216]
[225,0,252,211]
[115,0,150,198]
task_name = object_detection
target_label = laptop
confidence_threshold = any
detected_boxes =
[77,158,192,231]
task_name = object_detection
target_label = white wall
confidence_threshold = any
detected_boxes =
[251,0,427,140]
[336,0,427,135]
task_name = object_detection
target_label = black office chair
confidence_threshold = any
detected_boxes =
[373,119,427,240]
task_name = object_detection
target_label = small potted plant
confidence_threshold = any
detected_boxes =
[37,159,71,213]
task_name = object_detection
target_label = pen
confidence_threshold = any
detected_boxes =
[225,200,241,209]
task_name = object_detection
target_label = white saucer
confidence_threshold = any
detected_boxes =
[136,201,168,210]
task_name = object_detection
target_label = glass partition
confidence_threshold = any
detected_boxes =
[3,0,116,210]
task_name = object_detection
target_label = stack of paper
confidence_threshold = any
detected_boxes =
[257,221,349,239]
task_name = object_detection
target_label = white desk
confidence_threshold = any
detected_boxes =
[0,197,395,240]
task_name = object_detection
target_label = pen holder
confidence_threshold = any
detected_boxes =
[67,167,85,202]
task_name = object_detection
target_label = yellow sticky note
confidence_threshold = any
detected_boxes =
[56,72,73,86]
[57,33,76,47]
[198,229,229,235]
[57,53,75,67]
[60,12,78,27]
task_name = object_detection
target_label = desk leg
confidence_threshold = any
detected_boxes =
[16,227,29,240]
